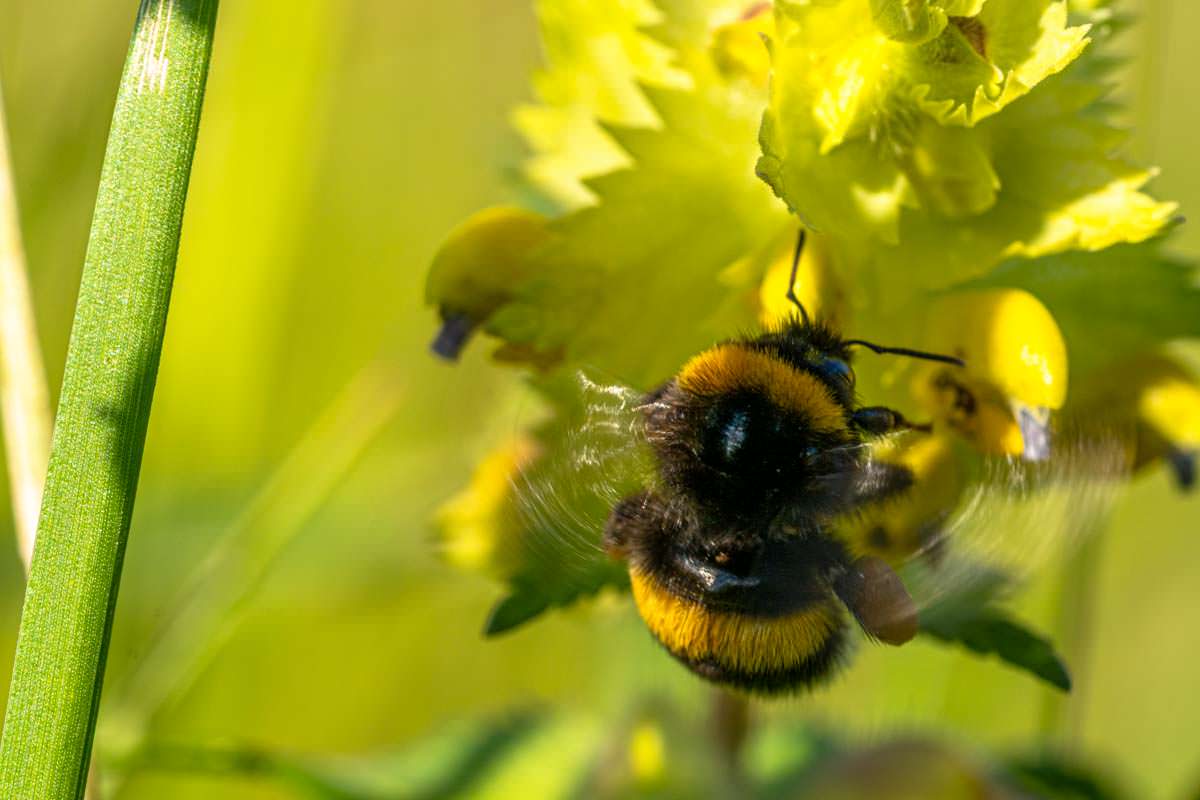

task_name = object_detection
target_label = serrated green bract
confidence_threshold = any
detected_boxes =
[759,0,1174,306]
[762,0,1088,156]
[495,82,790,388]
[512,0,692,209]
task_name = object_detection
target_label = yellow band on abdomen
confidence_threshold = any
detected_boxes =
[629,566,844,678]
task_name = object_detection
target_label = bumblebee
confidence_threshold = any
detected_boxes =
[603,232,963,694]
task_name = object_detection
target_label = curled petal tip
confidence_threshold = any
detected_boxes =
[430,313,478,361]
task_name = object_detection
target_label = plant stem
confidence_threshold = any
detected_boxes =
[0,80,52,569]
[0,1,219,796]
[1039,529,1106,746]
[710,689,750,792]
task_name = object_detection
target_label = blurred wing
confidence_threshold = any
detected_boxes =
[507,370,657,587]
[907,422,1130,610]
[832,424,1130,690]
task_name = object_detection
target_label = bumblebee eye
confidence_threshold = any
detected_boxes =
[718,409,750,462]
[819,356,855,387]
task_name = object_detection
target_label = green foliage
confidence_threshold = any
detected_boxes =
[904,565,1070,690]
[758,0,1175,305]
[130,709,1137,800]
[1003,752,1128,800]
[493,83,788,387]
[130,712,568,800]
[0,1,220,796]
[513,0,692,208]
[426,0,1196,701]
[922,606,1072,692]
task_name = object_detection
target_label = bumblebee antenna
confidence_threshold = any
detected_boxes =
[844,339,965,367]
[785,228,810,326]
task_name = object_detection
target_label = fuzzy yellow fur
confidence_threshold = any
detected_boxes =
[676,344,847,434]
[630,567,841,673]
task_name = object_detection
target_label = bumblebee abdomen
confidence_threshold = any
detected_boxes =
[629,567,848,694]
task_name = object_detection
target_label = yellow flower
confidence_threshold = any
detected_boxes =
[435,436,541,578]
[424,207,552,360]
[628,720,667,785]
[913,288,1067,460]
[710,3,774,86]
[1073,354,1200,489]
[835,432,966,565]
[756,230,847,329]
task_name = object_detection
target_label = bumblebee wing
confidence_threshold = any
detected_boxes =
[509,370,658,581]
[831,423,1130,609]
[905,423,1131,610]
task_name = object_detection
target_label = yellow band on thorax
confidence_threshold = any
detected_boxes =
[676,345,847,434]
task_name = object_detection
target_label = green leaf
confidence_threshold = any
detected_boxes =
[1003,753,1129,800]
[495,82,789,388]
[920,577,1072,691]
[513,0,692,208]
[485,589,555,637]
[966,240,1200,380]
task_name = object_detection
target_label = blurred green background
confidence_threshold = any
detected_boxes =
[0,1,1198,798]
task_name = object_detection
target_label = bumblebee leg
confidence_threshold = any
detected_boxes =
[851,406,932,435]
[832,556,918,646]
[847,460,914,510]
[604,491,674,559]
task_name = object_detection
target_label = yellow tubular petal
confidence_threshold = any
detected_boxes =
[757,231,843,328]
[925,288,1068,409]
[424,206,551,320]
[711,4,774,86]
[914,288,1067,459]
[1137,368,1200,450]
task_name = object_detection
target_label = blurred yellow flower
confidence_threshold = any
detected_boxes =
[914,288,1067,460]
[435,436,541,578]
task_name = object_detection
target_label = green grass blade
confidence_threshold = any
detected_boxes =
[0,1,220,797]
[0,79,52,569]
